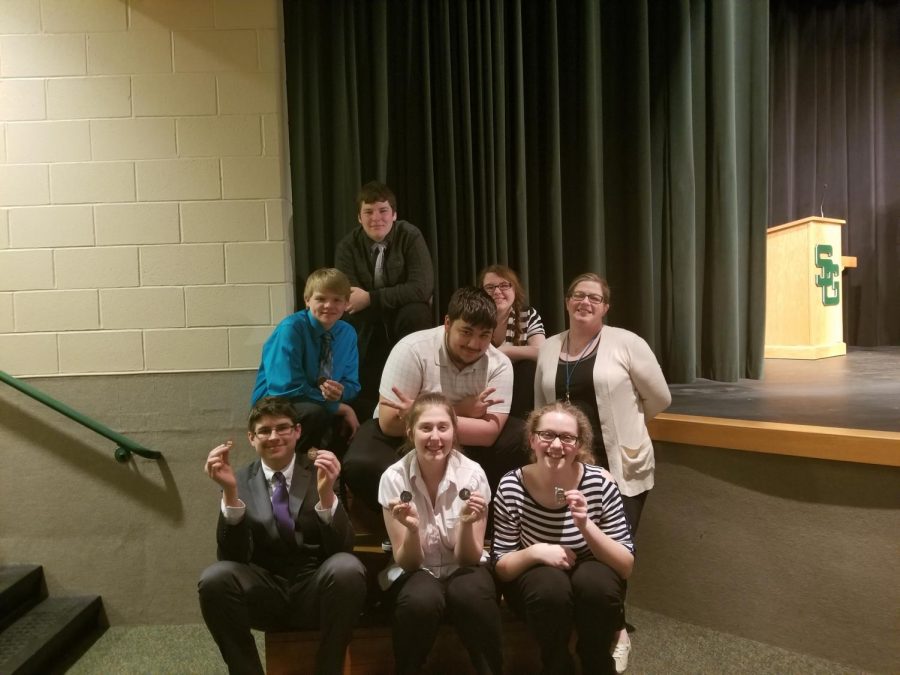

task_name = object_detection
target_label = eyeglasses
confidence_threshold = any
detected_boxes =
[568,291,605,305]
[483,282,512,293]
[533,430,580,447]
[253,423,296,439]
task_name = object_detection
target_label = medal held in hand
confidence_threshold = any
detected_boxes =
[459,482,480,522]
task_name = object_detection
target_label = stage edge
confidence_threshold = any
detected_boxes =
[648,413,900,467]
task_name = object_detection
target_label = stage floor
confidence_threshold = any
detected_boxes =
[666,347,900,432]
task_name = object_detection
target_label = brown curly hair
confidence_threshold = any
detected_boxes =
[524,401,595,464]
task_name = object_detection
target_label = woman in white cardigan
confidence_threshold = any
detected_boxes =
[534,272,670,673]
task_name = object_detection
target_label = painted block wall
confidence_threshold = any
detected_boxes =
[0,0,293,377]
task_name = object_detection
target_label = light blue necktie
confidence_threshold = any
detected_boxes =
[372,242,386,289]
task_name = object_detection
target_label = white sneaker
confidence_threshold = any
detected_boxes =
[611,635,631,673]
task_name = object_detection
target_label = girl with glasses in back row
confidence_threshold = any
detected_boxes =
[492,401,634,674]
[534,273,671,672]
[477,264,546,419]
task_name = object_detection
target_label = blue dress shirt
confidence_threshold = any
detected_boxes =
[251,309,360,413]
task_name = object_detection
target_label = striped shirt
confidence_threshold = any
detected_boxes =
[492,463,634,563]
[504,307,545,346]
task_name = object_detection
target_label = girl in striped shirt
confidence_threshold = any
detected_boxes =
[478,264,545,361]
[493,402,634,674]
[478,264,546,418]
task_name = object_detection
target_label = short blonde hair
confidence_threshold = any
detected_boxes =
[525,401,595,464]
[303,268,351,301]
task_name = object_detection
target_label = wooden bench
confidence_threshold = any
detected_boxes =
[264,527,581,673]
[265,609,557,675]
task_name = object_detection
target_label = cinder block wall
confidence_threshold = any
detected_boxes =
[0,0,293,377]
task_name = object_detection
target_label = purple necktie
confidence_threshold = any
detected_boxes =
[271,472,295,544]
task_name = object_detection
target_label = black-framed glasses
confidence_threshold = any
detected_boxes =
[568,291,605,305]
[533,430,580,447]
[483,281,512,293]
[253,423,296,439]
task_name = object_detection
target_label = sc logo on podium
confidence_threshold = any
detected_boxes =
[814,244,840,306]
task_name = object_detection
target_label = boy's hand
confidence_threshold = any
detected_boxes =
[337,403,360,439]
[320,379,344,401]
[347,287,371,313]
[454,387,503,419]
[205,441,236,490]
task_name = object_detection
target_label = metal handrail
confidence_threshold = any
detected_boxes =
[0,370,162,463]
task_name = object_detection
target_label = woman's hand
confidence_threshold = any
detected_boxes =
[459,491,487,523]
[387,499,420,532]
[565,489,589,529]
[532,543,576,570]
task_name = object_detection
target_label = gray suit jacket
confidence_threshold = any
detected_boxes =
[216,454,355,579]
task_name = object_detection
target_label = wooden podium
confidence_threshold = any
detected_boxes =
[765,216,855,359]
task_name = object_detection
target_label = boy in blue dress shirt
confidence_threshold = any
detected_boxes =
[252,268,361,453]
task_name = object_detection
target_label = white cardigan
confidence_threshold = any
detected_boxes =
[534,326,671,497]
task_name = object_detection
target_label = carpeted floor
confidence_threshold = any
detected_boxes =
[67,605,869,674]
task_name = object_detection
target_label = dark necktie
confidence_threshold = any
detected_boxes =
[372,242,386,289]
[318,332,333,383]
[271,472,295,544]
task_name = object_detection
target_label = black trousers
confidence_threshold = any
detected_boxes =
[291,401,331,454]
[502,561,625,675]
[342,416,528,513]
[620,491,648,538]
[618,490,648,632]
[388,566,503,675]
[509,359,537,420]
[198,553,367,675]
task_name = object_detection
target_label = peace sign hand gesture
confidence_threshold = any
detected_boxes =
[454,387,503,419]
[381,386,416,424]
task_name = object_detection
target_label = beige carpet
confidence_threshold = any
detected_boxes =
[67,605,869,674]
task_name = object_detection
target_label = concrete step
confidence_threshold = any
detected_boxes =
[0,564,44,631]
[0,590,103,675]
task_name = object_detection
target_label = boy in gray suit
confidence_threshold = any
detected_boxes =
[198,396,366,675]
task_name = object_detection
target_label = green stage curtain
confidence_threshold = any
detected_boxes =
[283,0,769,383]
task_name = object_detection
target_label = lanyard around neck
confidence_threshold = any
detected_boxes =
[563,329,601,402]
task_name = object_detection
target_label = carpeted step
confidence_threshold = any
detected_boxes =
[0,595,102,675]
[0,565,44,631]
